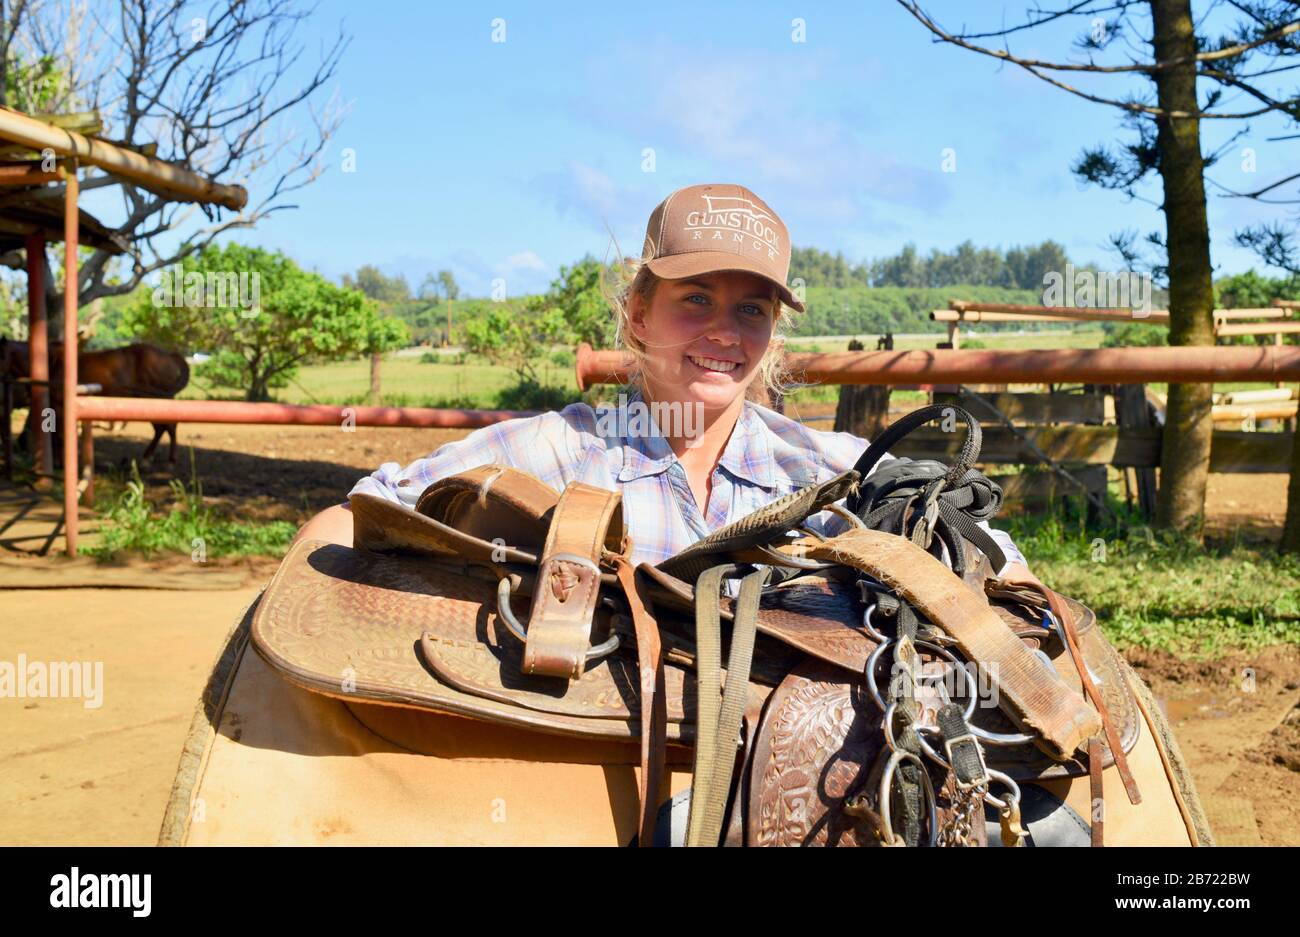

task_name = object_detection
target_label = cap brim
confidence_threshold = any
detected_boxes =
[646,252,805,313]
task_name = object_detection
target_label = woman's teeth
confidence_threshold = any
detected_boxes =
[688,355,740,373]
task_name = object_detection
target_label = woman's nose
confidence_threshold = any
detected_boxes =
[703,309,743,345]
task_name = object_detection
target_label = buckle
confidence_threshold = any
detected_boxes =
[943,730,990,790]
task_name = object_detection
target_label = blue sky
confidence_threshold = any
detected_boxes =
[224,1,1298,296]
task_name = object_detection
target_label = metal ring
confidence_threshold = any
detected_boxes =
[878,750,938,847]
[826,502,868,530]
[865,639,894,712]
[860,601,890,643]
[981,768,1022,813]
[754,543,835,570]
[496,576,529,643]
[865,638,976,723]
[495,575,621,661]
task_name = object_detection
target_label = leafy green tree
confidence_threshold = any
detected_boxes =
[123,244,406,401]
[344,266,411,304]
[419,270,461,302]
[462,303,567,384]
[1215,270,1300,311]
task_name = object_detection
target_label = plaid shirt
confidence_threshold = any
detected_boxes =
[350,393,1028,575]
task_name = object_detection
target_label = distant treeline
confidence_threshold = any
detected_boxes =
[793,285,1044,336]
[790,241,1075,291]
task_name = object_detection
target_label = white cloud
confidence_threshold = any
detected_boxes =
[497,250,547,273]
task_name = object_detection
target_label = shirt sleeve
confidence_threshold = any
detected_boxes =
[348,406,596,509]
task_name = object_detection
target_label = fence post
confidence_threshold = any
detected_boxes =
[834,335,892,439]
[1114,383,1158,520]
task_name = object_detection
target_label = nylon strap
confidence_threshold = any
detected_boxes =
[686,565,766,847]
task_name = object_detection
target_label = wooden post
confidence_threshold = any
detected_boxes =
[78,418,94,505]
[25,230,53,480]
[834,335,893,440]
[1114,384,1157,520]
[63,160,79,555]
[1,376,11,481]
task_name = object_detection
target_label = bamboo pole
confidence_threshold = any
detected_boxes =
[948,301,1170,322]
[0,105,246,209]
[63,160,79,556]
[1215,321,1300,337]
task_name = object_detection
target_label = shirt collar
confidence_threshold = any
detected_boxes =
[614,390,776,490]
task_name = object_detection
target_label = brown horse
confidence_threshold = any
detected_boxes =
[0,338,190,463]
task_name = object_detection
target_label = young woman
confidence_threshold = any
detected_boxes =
[296,183,1038,586]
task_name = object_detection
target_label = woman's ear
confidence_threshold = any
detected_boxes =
[628,292,648,340]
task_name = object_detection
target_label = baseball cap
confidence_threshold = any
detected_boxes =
[640,183,805,313]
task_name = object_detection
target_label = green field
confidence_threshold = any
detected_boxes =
[183,353,576,408]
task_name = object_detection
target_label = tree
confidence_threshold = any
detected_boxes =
[122,243,405,402]
[344,265,411,304]
[462,256,610,387]
[0,0,347,340]
[897,0,1300,535]
[419,270,460,302]
[343,264,414,400]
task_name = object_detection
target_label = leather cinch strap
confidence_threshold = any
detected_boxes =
[522,482,625,680]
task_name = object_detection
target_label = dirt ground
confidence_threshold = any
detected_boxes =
[0,417,1296,845]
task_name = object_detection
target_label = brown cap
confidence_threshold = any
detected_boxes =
[640,183,804,313]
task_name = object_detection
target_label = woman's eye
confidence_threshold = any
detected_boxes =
[741,304,768,317]
[684,294,709,306]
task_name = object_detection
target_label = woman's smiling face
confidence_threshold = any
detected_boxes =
[629,269,778,413]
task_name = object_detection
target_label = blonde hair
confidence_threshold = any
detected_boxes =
[599,256,796,407]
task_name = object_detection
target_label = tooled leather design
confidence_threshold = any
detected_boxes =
[748,666,986,847]
[749,667,883,846]
[253,542,698,739]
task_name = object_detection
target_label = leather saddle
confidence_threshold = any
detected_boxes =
[252,405,1141,847]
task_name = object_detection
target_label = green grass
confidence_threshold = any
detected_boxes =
[1003,496,1300,657]
[184,353,575,409]
[85,462,296,560]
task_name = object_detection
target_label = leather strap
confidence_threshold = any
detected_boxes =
[612,556,666,848]
[522,482,624,679]
[1088,735,1105,847]
[1039,584,1142,807]
[805,528,1101,760]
